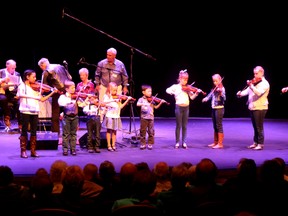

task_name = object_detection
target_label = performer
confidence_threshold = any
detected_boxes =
[17,69,57,158]
[58,81,80,156]
[202,74,226,149]
[236,66,270,150]
[136,84,165,150]
[76,67,95,115]
[103,82,132,151]
[0,59,22,132]
[38,58,72,134]
[166,69,202,149]
[82,95,104,153]
[95,47,129,102]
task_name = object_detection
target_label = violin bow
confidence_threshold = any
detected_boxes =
[149,93,158,104]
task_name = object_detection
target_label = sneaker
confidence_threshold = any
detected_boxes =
[108,147,114,152]
[248,143,257,149]
[253,145,263,150]
[175,143,180,149]
[182,143,188,149]
[63,151,68,156]
[208,143,217,147]
[88,149,94,153]
[112,147,117,151]
[95,148,101,153]
[71,150,77,156]
[140,144,146,150]
[147,144,153,150]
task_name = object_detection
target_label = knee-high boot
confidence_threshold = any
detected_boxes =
[208,132,218,147]
[19,136,28,158]
[30,135,39,157]
[212,133,224,149]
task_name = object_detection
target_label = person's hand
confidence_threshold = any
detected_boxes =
[236,91,241,97]
[123,86,128,95]
[96,85,100,92]
[281,87,288,93]
[202,97,208,103]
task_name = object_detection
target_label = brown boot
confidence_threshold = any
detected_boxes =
[4,115,11,132]
[30,135,39,157]
[212,133,224,149]
[19,136,28,158]
[208,132,218,147]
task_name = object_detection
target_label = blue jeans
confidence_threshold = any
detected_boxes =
[175,105,189,143]
[212,108,224,133]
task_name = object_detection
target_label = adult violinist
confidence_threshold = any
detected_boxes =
[236,66,270,150]
[38,58,72,134]
[166,69,202,149]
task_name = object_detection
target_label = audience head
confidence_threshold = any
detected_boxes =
[61,165,85,197]
[0,165,14,186]
[195,158,218,184]
[99,160,116,181]
[50,160,68,183]
[153,161,170,180]
[83,163,99,182]
[170,163,189,189]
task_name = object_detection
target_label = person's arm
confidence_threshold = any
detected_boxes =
[120,63,129,94]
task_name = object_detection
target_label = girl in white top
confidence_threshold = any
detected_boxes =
[103,82,132,151]
[17,69,56,158]
[166,70,202,149]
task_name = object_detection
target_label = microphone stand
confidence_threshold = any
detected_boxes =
[63,10,156,144]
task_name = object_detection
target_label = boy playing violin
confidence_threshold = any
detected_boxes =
[136,84,165,150]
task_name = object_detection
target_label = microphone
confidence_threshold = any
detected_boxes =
[62,9,65,19]
[77,57,85,65]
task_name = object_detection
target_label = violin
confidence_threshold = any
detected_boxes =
[112,94,136,101]
[69,92,95,100]
[247,77,262,86]
[30,82,56,93]
[182,85,207,96]
[147,96,170,105]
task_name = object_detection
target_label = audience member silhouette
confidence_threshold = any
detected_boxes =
[49,160,68,194]
[151,161,172,197]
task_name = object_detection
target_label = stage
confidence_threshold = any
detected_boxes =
[1,117,288,177]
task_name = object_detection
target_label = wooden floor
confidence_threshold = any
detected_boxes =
[1,117,288,176]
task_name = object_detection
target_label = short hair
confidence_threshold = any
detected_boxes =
[254,66,264,74]
[38,57,50,66]
[79,67,89,76]
[0,165,14,186]
[50,160,68,183]
[6,59,16,67]
[64,80,75,89]
[107,47,117,55]
[141,84,151,91]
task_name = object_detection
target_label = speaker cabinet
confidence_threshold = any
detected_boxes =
[27,132,59,150]
[79,131,107,149]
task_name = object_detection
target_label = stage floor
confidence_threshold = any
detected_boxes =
[1,117,288,176]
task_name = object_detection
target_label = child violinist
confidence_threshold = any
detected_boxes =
[166,69,202,149]
[137,84,166,150]
[103,81,133,151]
[82,94,105,153]
[202,73,226,149]
[58,80,85,156]
[17,69,57,158]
